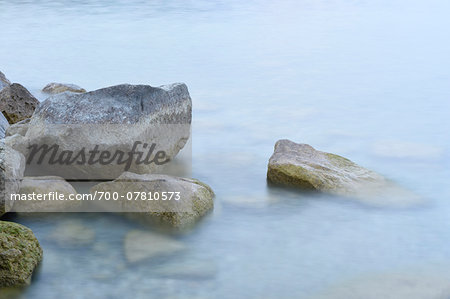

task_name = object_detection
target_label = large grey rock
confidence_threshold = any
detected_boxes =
[13,176,81,212]
[42,82,86,94]
[16,83,192,180]
[267,139,421,206]
[124,230,184,263]
[0,141,25,216]
[5,117,30,137]
[0,221,43,287]
[0,112,9,139]
[0,83,39,124]
[90,172,214,228]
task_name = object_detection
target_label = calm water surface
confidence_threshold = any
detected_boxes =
[1,1,450,298]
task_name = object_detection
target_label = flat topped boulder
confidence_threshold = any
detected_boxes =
[0,83,39,124]
[33,83,191,124]
[42,82,86,94]
[0,221,43,287]
[12,83,192,180]
[267,139,421,206]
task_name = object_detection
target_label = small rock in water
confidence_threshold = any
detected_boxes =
[124,229,184,263]
[42,82,86,94]
[0,141,25,216]
[48,220,96,247]
[267,139,422,207]
[0,221,43,287]
[91,172,214,228]
[0,83,39,124]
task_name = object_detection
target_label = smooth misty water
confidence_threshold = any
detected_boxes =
[1,1,450,298]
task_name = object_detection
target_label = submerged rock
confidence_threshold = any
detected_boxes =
[0,113,9,139]
[47,220,95,247]
[42,82,86,94]
[5,118,30,137]
[91,172,214,228]
[0,83,39,124]
[124,229,184,263]
[0,141,25,216]
[0,221,43,287]
[151,258,217,279]
[267,139,421,206]
[17,83,192,179]
[13,176,81,213]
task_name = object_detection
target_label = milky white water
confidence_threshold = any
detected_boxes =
[1,1,450,298]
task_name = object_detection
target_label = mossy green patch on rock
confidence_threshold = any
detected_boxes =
[0,221,43,287]
[267,139,422,207]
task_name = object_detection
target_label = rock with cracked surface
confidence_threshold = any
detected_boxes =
[0,221,43,287]
[267,139,421,207]
[0,113,9,139]
[17,83,192,179]
[42,82,86,94]
[0,83,39,124]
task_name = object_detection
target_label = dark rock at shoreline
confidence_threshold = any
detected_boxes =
[267,139,421,206]
[91,172,214,228]
[42,82,86,94]
[0,221,43,287]
[0,83,39,124]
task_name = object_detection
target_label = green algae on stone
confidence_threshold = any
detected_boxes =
[0,221,43,287]
[267,139,422,207]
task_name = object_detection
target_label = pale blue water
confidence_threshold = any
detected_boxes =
[1,0,450,298]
